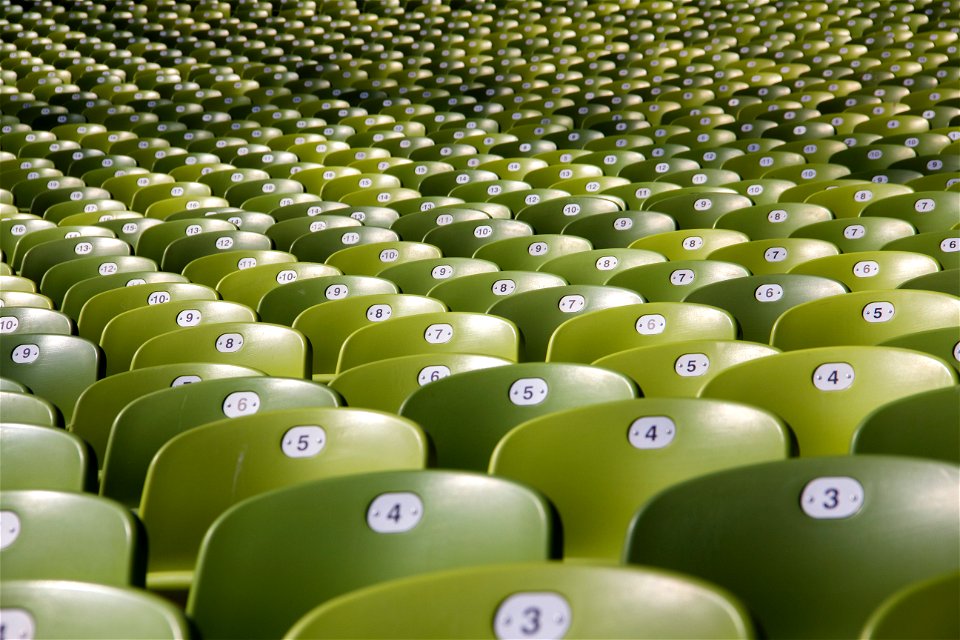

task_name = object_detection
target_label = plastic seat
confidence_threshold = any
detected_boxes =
[0,490,144,586]
[286,563,755,640]
[560,209,677,248]
[860,190,960,233]
[140,406,426,593]
[0,291,54,310]
[180,249,296,288]
[99,375,339,510]
[11,224,117,274]
[39,254,158,308]
[488,285,644,362]
[288,225,400,263]
[789,216,917,253]
[186,470,554,639]
[701,346,957,456]
[860,571,960,640]
[324,241,442,276]
[0,580,191,640]
[19,235,132,286]
[884,231,960,271]
[0,333,99,423]
[536,248,666,286]
[852,386,959,464]
[0,423,90,491]
[425,270,567,313]
[626,456,960,639]
[468,234,591,272]
[788,250,941,291]
[714,202,834,240]
[69,363,264,469]
[265,214,361,251]
[491,396,788,560]
[709,238,840,275]
[628,228,749,261]
[131,321,310,378]
[389,207,489,242]
[133,218,236,263]
[881,326,960,374]
[0,307,72,336]
[770,290,960,351]
[423,218,534,257]
[605,259,750,303]
[337,311,519,372]
[400,362,636,472]
[257,274,399,326]
[516,195,623,234]
[804,182,913,218]
[159,229,273,273]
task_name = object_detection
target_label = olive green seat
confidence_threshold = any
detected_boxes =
[422,218,534,257]
[286,563,755,640]
[713,202,834,240]
[880,326,960,374]
[560,210,677,248]
[0,291,54,310]
[388,207,490,242]
[789,217,916,253]
[804,182,913,218]
[489,285,644,362]
[400,363,637,471]
[215,261,341,310]
[39,254,158,307]
[0,307,72,336]
[100,376,339,510]
[860,572,960,640]
[131,322,310,378]
[594,339,781,398]
[181,249,297,288]
[771,290,960,351]
[377,257,499,295]
[628,228,750,261]
[134,218,236,264]
[257,274,399,326]
[515,195,623,234]
[337,311,520,372]
[264,214,361,251]
[0,490,145,587]
[701,346,957,456]
[538,248,667,285]
[324,240,443,276]
[860,190,960,233]
[626,456,960,640]
[329,354,512,414]
[788,250,941,292]
[898,268,960,297]
[0,334,100,424]
[427,270,567,313]
[160,229,273,273]
[884,230,960,270]
[69,363,263,468]
[0,390,59,427]
[288,225,400,262]
[19,236,132,285]
[606,259,751,303]
[491,397,789,560]
[472,234,593,271]
[186,470,555,640]
[0,423,91,492]
[140,407,427,593]
[100,299,258,375]
[651,192,753,230]
[852,386,960,464]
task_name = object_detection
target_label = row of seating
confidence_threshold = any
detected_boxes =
[1,0,958,638]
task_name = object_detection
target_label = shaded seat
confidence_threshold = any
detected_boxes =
[606,259,751,303]
[257,274,399,326]
[628,228,749,261]
[287,563,755,640]
[789,216,916,253]
[0,423,91,492]
[880,326,960,374]
[626,456,960,639]
[426,270,567,313]
[860,572,960,640]
[491,397,789,560]
[215,261,341,311]
[852,386,960,464]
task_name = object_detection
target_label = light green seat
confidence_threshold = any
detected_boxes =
[594,340,781,397]
[19,236,132,285]
[538,248,667,285]
[804,182,913,218]
[131,322,309,378]
[186,470,555,640]
[77,281,218,342]
[546,302,738,364]
[0,307,72,336]
[257,274,399,326]
[708,238,841,275]
[39,254,158,307]
[337,311,519,373]
[400,363,637,472]
[286,562,755,640]
[0,423,91,491]
[69,363,263,468]
[860,572,960,640]
[140,407,427,593]
[491,397,789,560]
[0,490,144,586]
[329,354,512,414]
[860,191,960,233]
[725,179,796,205]
[789,216,916,253]
[651,192,753,230]
[0,275,35,293]
[788,250,941,291]
[292,294,447,380]
[0,291,54,309]
[324,240,443,276]
[884,230,960,270]
[852,386,959,464]
[472,234,593,271]
[626,456,960,639]
[100,376,339,510]
[100,299,258,375]
[629,228,750,261]
[426,270,566,313]
[0,334,100,424]
[515,195,623,234]
[701,346,957,456]
[771,290,960,350]
[214,261,340,309]
[560,210,677,248]
[606,259,751,302]
[880,326,960,374]
[713,202,834,240]
[489,285,644,362]
[181,249,296,288]
[898,268,960,297]
[61,270,190,322]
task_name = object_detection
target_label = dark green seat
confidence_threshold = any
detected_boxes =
[860,572,960,640]
[852,386,960,464]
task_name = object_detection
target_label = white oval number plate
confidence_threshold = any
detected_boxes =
[674,353,710,377]
[0,317,19,334]
[509,378,549,406]
[367,492,423,533]
[494,592,572,640]
[424,323,453,344]
[862,301,895,323]
[812,362,855,391]
[0,609,34,640]
[800,477,864,519]
[222,391,261,418]
[215,333,244,353]
[418,365,451,386]
[0,511,21,549]
[635,314,666,335]
[281,425,326,458]
[11,344,39,364]
[628,416,676,449]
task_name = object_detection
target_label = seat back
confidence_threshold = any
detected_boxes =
[852,386,960,464]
